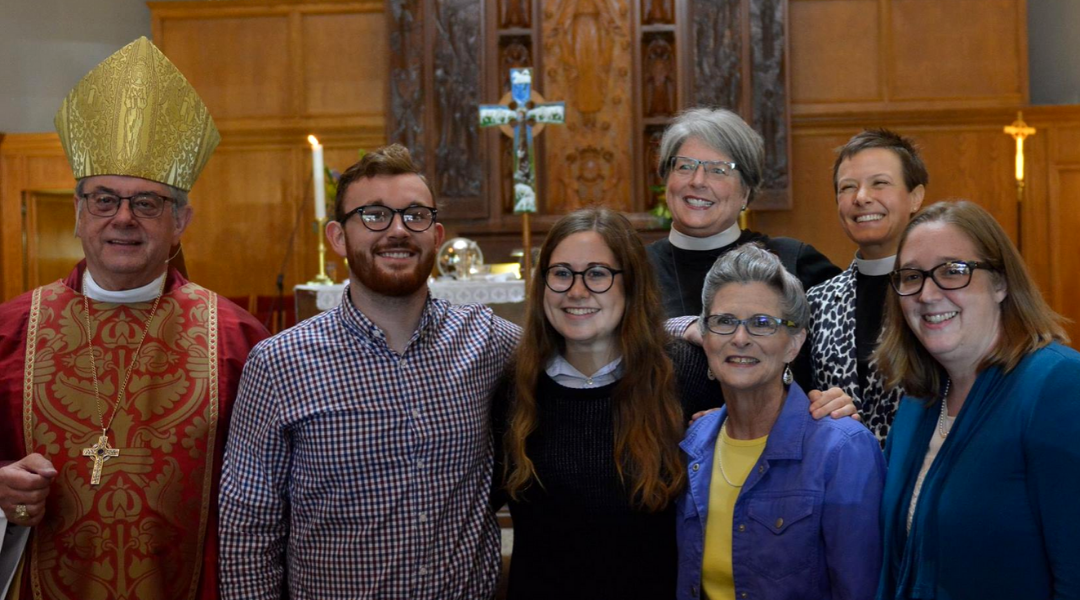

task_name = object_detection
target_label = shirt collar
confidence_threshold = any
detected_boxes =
[855,253,896,277]
[668,222,742,251]
[336,284,442,350]
[83,270,166,303]
[545,354,624,389]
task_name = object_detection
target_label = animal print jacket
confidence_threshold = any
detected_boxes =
[807,260,904,443]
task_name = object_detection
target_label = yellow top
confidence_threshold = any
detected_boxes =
[701,424,768,600]
[54,37,220,191]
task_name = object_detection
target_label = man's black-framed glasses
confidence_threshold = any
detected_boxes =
[342,205,438,232]
[80,192,175,219]
[668,156,738,180]
[704,313,799,336]
[890,261,991,296]
[543,265,624,294]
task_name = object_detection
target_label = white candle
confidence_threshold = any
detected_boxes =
[308,135,326,221]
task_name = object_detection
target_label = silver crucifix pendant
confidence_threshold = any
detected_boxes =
[81,433,119,485]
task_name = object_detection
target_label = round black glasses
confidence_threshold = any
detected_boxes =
[543,265,624,294]
[890,261,992,296]
[342,205,438,232]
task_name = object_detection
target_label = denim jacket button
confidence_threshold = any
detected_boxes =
[758,465,765,474]
[738,523,746,532]
[691,585,698,596]
[775,517,784,529]
[693,463,700,471]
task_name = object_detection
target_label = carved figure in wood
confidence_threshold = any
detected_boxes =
[642,0,673,24]
[549,0,624,117]
[644,36,676,117]
[500,0,531,28]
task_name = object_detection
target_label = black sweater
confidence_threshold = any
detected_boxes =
[492,341,717,600]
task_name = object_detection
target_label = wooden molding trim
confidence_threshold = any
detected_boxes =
[0,133,64,156]
[147,0,382,19]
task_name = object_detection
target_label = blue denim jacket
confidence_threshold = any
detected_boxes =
[676,383,885,600]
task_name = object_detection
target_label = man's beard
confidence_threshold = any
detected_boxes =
[347,238,434,297]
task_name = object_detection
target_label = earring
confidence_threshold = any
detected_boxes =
[707,369,715,381]
[741,203,747,212]
[782,365,794,385]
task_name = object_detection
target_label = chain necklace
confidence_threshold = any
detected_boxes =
[80,274,167,485]
[717,422,744,488]
[937,378,953,438]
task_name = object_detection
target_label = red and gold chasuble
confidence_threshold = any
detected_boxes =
[21,279,220,600]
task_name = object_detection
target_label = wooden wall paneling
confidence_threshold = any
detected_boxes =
[23,191,82,291]
[1049,162,1080,345]
[158,15,295,120]
[889,0,1027,104]
[301,10,387,117]
[386,0,428,169]
[789,0,882,106]
[0,134,76,301]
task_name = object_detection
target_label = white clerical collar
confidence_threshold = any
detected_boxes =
[855,253,896,277]
[668,222,742,251]
[83,270,167,303]
[545,354,624,389]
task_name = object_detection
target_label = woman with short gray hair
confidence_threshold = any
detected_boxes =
[675,244,884,600]
[646,108,839,331]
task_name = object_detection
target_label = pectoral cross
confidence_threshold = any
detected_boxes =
[479,68,566,280]
[82,433,119,485]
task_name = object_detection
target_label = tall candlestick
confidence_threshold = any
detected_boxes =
[308,135,326,221]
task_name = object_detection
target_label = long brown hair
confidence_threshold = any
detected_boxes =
[505,208,686,512]
[875,200,1069,399]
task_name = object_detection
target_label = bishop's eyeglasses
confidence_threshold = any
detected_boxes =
[668,156,739,181]
[704,313,799,336]
[341,205,438,232]
[889,261,992,296]
[80,192,175,219]
[543,265,624,294]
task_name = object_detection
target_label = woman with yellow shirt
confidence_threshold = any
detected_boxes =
[676,244,885,599]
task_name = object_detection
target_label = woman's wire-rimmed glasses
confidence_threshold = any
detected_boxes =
[704,313,798,336]
[543,265,624,294]
[668,156,738,180]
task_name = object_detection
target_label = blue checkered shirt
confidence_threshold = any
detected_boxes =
[219,291,520,599]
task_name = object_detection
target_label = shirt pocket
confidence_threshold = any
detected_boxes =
[744,493,819,581]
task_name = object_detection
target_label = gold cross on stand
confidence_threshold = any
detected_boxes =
[82,433,120,485]
[1004,111,1036,251]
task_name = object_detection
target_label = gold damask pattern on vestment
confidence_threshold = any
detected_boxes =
[54,36,219,191]
[23,280,220,600]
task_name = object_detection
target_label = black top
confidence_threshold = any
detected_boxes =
[854,272,890,398]
[492,341,717,600]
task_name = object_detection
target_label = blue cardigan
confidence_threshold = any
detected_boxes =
[676,383,885,600]
[878,342,1080,600]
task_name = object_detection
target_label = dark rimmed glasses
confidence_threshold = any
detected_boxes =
[341,205,438,232]
[543,265,624,294]
[704,313,799,336]
[80,192,175,219]
[889,261,992,296]
[668,156,739,180]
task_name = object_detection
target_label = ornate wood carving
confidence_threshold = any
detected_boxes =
[499,0,531,28]
[689,0,742,111]
[750,0,790,202]
[387,0,426,170]
[642,0,673,24]
[643,33,676,117]
[433,0,483,198]
[542,0,633,212]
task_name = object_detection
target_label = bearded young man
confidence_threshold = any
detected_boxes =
[218,144,521,600]
[0,38,268,600]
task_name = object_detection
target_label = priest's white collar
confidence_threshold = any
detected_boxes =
[855,253,896,277]
[668,223,742,251]
[83,270,167,303]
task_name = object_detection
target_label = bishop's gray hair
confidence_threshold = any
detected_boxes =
[657,107,765,204]
[698,243,809,335]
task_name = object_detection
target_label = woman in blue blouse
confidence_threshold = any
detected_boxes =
[676,244,885,600]
[876,202,1080,600]
[874,200,1080,599]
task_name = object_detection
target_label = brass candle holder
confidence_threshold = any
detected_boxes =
[307,217,335,285]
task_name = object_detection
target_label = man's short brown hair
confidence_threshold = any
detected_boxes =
[334,144,434,222]
[832,128,929,195]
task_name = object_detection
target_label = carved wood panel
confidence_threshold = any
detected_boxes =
[542,0,634,212]
[433,0,483,201]
[688,0,742,111]
[388,0,427,170]
[750,0,790,204]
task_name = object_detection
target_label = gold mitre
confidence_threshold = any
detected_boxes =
[54,36,220,192]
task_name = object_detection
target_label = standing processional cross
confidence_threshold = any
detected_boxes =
[478,68,566,280]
